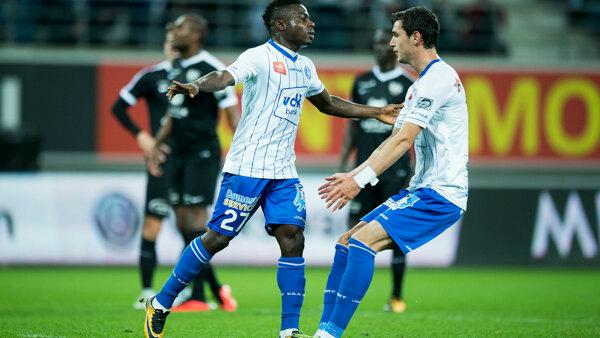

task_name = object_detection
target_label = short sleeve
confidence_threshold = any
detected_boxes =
[214,86,239,109]
[225,48,261,85]
[404,75,451,129]
[305,61,324,97]
[119,69,151,105]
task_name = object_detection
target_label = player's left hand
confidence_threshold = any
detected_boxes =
[318,173,361,211]
[378,103,403,125]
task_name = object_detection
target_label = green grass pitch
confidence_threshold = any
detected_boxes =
[0,266,599,337]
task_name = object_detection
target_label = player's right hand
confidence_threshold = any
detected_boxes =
[146,143,171,177]
[166,80,199,100]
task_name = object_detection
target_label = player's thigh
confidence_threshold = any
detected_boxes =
[261,179,306,236]
[371,188,463,253]
[206,173,268,238]
[144,171,171,219]
[180,156,221,207]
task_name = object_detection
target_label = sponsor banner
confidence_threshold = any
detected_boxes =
[456,188,600,266]
[0,173,459,266]
[96,63,600,164]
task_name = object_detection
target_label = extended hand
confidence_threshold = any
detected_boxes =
[378,103,403,125]
[166,80,199,100]
[318,173,361,211]
[146,143,171,177]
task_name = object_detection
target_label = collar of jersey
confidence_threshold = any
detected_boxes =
[268,39,298,62]
[372,66,405,82]
[419,58,440,78]
[180,50,208,68]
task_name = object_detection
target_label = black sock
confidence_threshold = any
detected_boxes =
[391,247,406,299]
[199,263,222,303]
[183,230,207,302]
[140,238,157,289]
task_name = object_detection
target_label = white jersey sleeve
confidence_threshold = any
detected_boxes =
[225,48,262,85]
[305,60,325,97]
[403,74,452,129]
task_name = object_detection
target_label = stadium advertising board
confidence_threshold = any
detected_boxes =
[456,188,600,266]
[0,173,459,267]
[96,64,600,165]
[3,174,598,267]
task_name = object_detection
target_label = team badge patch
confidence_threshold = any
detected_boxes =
[273,61,287,75]
[415,97,433,110]
[304,66,311,79]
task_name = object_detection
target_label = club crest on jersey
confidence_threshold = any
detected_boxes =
[293,183,305,212]
[273,61,287,75]
[304,66,311,79]
[415,97,433,110]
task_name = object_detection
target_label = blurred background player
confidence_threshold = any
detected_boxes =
[112,15,238,312]
[111,35,179,310]
[338,28,413,313]
[148,13,241,313]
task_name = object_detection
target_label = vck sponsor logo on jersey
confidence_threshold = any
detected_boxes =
[283,93,303,116]
[273,61,287,75]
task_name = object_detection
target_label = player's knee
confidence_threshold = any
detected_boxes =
[141,216,162,240]
[337,232,352,247]
[201,230,232,255]
[280,230,305,257]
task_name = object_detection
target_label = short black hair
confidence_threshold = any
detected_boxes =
[391,7,439,49]
[262,0,303,33]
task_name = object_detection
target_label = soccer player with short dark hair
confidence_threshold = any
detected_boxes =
[339,28,414,315]
[314,7,469,337]
[143,1,401,337]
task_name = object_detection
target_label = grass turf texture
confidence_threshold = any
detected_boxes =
[0,267,598,337]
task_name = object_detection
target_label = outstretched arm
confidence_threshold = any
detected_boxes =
[166,70,235,100]
[307,88,401,125]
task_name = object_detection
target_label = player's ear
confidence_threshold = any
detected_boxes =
[274,19,286,32]
[412,31,422,46]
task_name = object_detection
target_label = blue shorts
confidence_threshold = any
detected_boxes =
[207,173,306,238]
[360,188,463,254]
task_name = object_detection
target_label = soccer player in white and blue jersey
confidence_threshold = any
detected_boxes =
[142,1,401,338]
[314,7,469,338]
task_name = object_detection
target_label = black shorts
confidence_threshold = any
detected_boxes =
[348,176,410,227]
[167,151,221,208]
[144,169,171,218]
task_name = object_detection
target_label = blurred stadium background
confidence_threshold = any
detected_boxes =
[0,0,599,336]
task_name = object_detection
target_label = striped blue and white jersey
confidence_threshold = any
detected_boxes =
[394,59,469,210]
[223,39,325,179]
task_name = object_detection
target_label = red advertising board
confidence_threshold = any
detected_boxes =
[97,63,600,165]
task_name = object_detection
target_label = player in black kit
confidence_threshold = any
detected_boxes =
[112,16,238,312]
[339,29,414,313]
[147,14,241,313]
[112,38,182,310]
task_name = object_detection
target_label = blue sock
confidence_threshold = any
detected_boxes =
[319,244,348,329]
[277,256,306,330]
[326,238,376,336]
[156,237,212,308]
